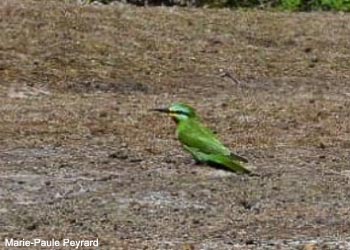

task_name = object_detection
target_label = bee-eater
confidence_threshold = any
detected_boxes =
[151,103,251,174]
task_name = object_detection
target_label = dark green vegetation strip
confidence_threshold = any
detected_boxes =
[84,0,350,11]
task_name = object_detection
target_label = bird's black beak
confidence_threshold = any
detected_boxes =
[149,108,170,113]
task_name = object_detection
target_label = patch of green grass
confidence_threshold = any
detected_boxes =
[320,0,350,11]
[85,0,350,10]
[280,0,301,10]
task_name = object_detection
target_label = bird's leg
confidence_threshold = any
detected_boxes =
[183,157,200,165]
[183,145,204,165]
[191,159,202,165]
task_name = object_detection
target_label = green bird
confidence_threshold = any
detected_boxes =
[151,103,251,174]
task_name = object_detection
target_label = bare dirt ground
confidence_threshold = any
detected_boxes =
[1,0,350,249]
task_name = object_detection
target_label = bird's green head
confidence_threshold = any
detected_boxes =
[151,103,197,122]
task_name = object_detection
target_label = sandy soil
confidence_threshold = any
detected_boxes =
[1,1,350,249]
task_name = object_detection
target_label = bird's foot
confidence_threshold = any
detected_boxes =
[193,160,202,165]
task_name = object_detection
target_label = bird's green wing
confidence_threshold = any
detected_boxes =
[178,119,246,161]
[178,119,230,155]
[207,154,251,174]
[183,145,250,174]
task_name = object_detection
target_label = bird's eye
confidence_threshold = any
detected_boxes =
[170,109,189,116]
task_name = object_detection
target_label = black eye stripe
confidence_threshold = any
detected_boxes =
[178,110,188,115]
[171,110,188,115]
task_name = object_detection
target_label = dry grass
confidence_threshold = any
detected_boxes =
[1,0,350,249]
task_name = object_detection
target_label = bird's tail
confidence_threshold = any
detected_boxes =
[207,154,251,174]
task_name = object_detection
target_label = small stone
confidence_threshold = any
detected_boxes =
[304,47,312,53]
[246,239,255,245]
[302,243,317,250]
[129,157,142,163]
[182,243,194,250]
[25,223,37,231]
[108,151,128,160]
